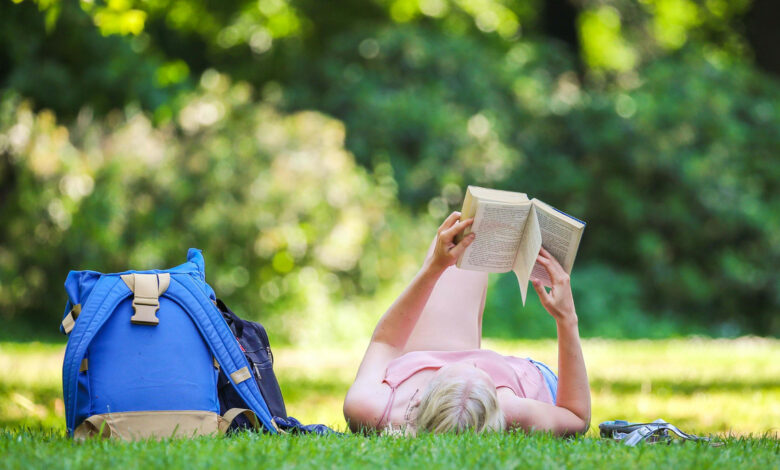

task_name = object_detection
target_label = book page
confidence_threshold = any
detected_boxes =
[457,201,532,273]
[466,186,529,204]
[512,205,542,305]
[457,186,527,242]
[530,199,585,286]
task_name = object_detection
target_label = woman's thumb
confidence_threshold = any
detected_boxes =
[531,279,550,306]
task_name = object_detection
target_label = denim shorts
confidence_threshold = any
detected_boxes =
[528,358,558,403]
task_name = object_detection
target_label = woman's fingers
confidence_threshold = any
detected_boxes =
[535,254,553,272]
[537,249,567,282]
[533,256,554,287]
[438,212,461,234]
[441,217,474,242]
[449,232,476,259]
[536,254,567,286]
[531,279,551,306]
[539,246,558,265]
[429,212,475,269]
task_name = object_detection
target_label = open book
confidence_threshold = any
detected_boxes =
[456,186,586,305]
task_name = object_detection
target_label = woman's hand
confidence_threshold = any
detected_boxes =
[531,247,577,325]
[426,211,475,272]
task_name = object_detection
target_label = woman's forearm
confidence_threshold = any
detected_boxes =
[370,259,446,349]
[369,212,475,351]
[555,318,591,429]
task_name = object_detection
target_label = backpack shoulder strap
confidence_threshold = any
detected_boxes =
[165,273,276,433]
[62,275,130,435]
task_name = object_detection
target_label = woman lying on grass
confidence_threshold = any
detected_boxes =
[344,212,590,435]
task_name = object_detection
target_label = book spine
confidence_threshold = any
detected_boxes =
[550,206,586,225]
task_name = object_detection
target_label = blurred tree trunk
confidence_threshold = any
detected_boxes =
[0,151,15,208]
[744,0,780,77]
[540,0,582,74]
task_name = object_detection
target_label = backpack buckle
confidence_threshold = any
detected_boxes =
[121,273,170,326]
[130,296,161,325]
[61,303,81,334]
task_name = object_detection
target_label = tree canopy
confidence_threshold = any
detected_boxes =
[1,0,778,340]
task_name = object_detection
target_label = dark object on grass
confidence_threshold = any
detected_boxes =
[216,298,287,420]
[216,298,341,436]
[272,416,340,435]
[599,419,711,446]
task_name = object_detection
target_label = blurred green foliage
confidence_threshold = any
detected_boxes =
[0,0,778,340]
[282,28,780,336]
[0,79,432,344]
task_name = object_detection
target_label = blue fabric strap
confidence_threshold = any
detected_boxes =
[62,276,129,435]
[166,274,276,433]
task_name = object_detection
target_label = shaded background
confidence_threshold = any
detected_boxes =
[1,0,778,344]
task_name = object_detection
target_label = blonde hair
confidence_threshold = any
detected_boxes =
[415,374,505,434]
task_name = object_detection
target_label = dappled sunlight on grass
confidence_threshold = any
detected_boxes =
[279,338,780,435]
[0,342,64,430]
[1,338,777,436]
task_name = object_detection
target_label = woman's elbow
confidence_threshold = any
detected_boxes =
[555,414,590,437]
[343,390,381,433]
[576,418,591,435]
[566,418,590,437]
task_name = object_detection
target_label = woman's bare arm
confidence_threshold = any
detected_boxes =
[371,212,475,350]
[528,247,591,434]
[343,212,476,430]
[501,247,590,435]
[553,311,590,433]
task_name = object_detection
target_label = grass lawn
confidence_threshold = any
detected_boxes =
[2,429,777,470]
[1,338,778,468]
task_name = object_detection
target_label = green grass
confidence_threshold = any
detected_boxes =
[0,338,778,468]
[1,429,777,469]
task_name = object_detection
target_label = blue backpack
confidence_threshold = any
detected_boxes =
[60,249,277,439]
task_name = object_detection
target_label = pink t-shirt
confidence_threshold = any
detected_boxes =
[379,349,554,426]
